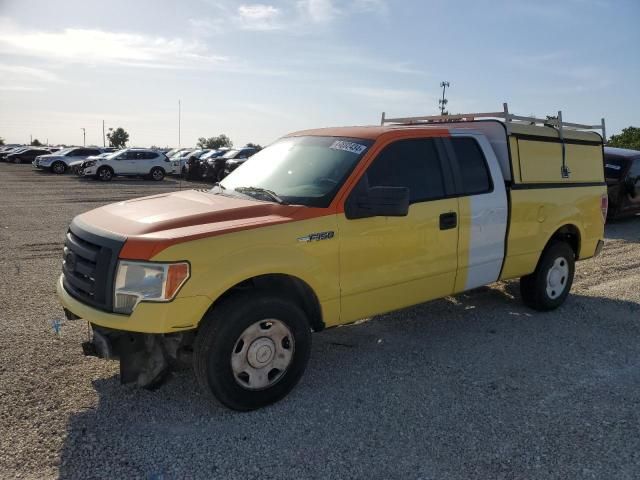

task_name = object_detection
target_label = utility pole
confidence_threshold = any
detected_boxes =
[178,99,181,148]
[81,128,86,146]
[439,81,450,115]
[102,120,106,147]
[30,134,32,145]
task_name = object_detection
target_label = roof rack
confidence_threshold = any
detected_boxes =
[380,102,606,140]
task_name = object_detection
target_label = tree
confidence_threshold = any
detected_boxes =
[0,137,4,146]
[31,138,43,146]
[245,142,262,151]
[106,127,129,148]
[608,127,640,150]
[197,134,233,150]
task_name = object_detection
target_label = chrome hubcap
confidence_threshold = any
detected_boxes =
[231,319,294,390]
[546,257,569,299]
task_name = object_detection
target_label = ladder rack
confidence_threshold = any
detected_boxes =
[380,102,606,140]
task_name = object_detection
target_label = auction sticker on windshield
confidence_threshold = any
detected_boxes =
[329,140,368,155]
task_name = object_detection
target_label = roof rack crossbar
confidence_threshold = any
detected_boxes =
[380,102,606,138]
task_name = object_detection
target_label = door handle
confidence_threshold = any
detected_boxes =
[439,212,457,230]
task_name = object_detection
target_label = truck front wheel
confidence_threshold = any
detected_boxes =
[193,293,312,411]
[520,241,575,311]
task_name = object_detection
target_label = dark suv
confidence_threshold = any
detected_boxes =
[604,147,640,220]
[7,148,51,164]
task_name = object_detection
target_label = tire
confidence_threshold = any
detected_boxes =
[97,166,113,182]
[193,293,312,411]
[150,167,165,181]
[520,241,575,311]
[51,161,66,174]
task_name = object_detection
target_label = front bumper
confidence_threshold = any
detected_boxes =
[57,275,211,334]
[83,166,97,176]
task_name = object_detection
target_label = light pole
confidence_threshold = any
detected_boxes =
[178,99,181,148]
[439,81,450,115]
[81,128,86,146]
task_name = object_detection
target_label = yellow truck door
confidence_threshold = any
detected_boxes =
[337,137,459,323]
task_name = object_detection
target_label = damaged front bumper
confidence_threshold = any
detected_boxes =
[77,321,194,389]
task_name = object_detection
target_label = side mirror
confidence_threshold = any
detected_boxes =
[345,186,410,219]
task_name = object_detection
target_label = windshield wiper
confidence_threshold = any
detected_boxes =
[234,186,287,204]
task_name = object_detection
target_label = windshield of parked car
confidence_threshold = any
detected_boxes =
[604,158,627,179]
[222,149,239,159]
[219,136,373,207]
[54,147,75,156]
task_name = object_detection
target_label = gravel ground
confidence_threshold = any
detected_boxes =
[1,162,639,480]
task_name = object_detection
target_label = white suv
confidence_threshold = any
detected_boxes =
[81,148,170,181]
[34,147,104,174]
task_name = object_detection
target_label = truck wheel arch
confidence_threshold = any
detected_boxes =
[203,273,325,333]
[547,224,581,259]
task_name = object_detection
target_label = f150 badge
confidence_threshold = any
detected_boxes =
[297,231,335,243]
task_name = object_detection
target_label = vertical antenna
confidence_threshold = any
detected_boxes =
[439,81,450,115]
[178,99,182,191]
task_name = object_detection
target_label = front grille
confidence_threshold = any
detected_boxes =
[62,226,121,311]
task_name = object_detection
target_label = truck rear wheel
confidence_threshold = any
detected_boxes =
[193,293,311,411]
[520,241,575,311]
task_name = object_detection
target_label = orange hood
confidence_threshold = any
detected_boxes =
[74,189,324,260]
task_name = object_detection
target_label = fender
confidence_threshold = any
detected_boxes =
[150,214,341,326]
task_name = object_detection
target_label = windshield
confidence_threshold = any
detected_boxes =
[219,136,373,207]
[55,148,75,156]
[223,149,239,159]
[604,158,627,179]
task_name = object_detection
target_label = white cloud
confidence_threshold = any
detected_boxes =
[297,0,341,23]
[0,85,45,92]
[0,25,229,69]
[350,0,388,15]
[237,4,282,30]
[0,64,63,92]
[0,64,61,82]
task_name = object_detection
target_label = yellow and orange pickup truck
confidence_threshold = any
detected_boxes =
[57,104,608,410]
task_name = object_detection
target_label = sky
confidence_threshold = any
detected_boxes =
[0,0,638,148]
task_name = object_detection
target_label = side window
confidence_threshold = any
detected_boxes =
[450,137,492,195]
[365,138,445,203]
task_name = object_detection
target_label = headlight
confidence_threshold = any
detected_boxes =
[85,160,96,167]
[113,261,190,314]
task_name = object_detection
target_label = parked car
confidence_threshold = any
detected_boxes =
[80,148,170,181]
[72,152,115,175]
[0,146,28,161]
[6,148,51,164]
[219,147,258,179]
[34,147,104,174]
[183,149,212,179]
[604,146,640,220]
[200,148,231,181]
[57,106,607,410]
[169,149,195,175]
